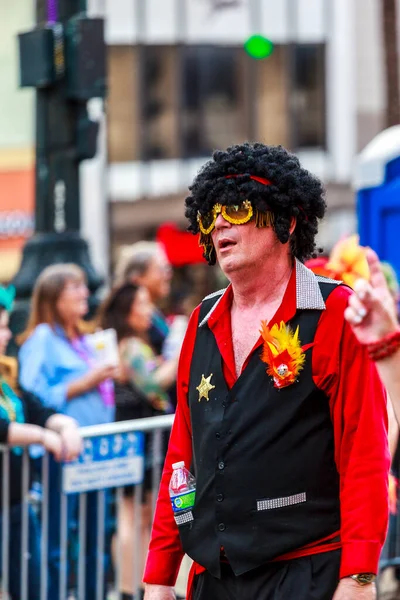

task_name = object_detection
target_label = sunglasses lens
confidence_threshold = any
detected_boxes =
[224,204,252,222]
[200,211,216,231]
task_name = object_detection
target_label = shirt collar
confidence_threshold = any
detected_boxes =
[295,259,326,310]
[199,258,327,329]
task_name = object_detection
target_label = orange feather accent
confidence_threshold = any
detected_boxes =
[260,320,309,388]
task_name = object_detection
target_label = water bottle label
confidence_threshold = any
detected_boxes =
[170,490,196,513]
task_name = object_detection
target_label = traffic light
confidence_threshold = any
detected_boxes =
[18,17,106,99]
[64,16,106,100]
[18,25,63,87]
[244,35,274,59]
[17,12,106,228]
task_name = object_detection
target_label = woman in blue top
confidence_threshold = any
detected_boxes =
[0,285,81,600]
[19,263,118,600]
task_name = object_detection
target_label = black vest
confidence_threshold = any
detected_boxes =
[178,281,341,577]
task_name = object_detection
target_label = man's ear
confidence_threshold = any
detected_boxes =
[289,217,297,235]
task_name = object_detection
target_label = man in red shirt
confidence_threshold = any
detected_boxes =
[143,143,390,600]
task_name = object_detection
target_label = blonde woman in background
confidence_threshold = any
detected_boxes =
[18,264,118,600]
[0,286,81,599]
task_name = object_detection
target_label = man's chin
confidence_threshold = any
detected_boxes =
[218,255,243,275]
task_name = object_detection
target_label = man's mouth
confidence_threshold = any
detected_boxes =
[218,239,236,250]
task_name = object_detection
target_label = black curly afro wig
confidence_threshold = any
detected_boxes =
[185,142,326,265]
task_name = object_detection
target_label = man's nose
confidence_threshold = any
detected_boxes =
[214,213,230,229]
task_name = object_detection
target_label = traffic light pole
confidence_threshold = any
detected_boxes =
[9,0,105,346]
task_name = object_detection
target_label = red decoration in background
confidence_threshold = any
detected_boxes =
[156,223,206,267]
[304,257,333,278]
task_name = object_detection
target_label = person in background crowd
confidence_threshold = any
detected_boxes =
[116,240,183,410]
[379,261,400,475]
[345,247,400,436]
[18,264,118,600]
[308,242,400,588]
[306,243,400,468]
[0,285,82,600]
[345,249,400,599]
[143,143,389,600]
[115,241,173,356]
[358,258,400,598]
[99,282,178,600]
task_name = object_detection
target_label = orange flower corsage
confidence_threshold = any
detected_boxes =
[260,320,312,389]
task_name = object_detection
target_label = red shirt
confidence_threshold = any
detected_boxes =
[144,266,390,584]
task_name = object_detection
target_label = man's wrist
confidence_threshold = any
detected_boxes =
[366,329,400,361]
[144,583,176,599]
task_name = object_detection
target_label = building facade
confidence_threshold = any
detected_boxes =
[0,0,397,281]
[0,4,35,282]
[105,0,395,256]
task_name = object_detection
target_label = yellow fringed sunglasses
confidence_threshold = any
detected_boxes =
[197,201,254,235]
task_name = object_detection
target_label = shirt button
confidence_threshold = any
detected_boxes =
[216,493,224,502]
[215,432,221,439]
[218,461,225,470]
[218,523,226,531]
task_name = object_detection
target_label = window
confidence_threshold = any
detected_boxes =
[107,42,326,163]
[141,46,180,160]
[254,45,290,148]
[291,44,326,149]
[107,46,139,162]
[180,46,247,157]
[141,45,248,159]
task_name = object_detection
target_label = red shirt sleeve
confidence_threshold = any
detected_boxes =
[143,306,200,585]
[313,285,390,578]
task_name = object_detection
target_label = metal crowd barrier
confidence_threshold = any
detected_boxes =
[5,412,398,599]
[0,414,174,600]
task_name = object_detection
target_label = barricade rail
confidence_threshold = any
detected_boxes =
[1,412,397,598]
[0,414,174,600]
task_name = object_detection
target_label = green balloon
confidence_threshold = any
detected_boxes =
[244,34,274,59]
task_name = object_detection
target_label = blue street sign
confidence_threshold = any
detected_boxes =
[62,431,145,494]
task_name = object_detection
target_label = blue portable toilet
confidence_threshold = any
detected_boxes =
[355,125,400,277]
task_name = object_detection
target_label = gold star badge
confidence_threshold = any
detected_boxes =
[196,374,215,402]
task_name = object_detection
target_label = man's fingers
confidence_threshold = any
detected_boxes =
[353,279,378,308]
[365,247,380,271]
[348,293,367,319]
[365,248,388,291]
[353,277,392,320]
[344,305,364,326]
[349,279,384,320]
